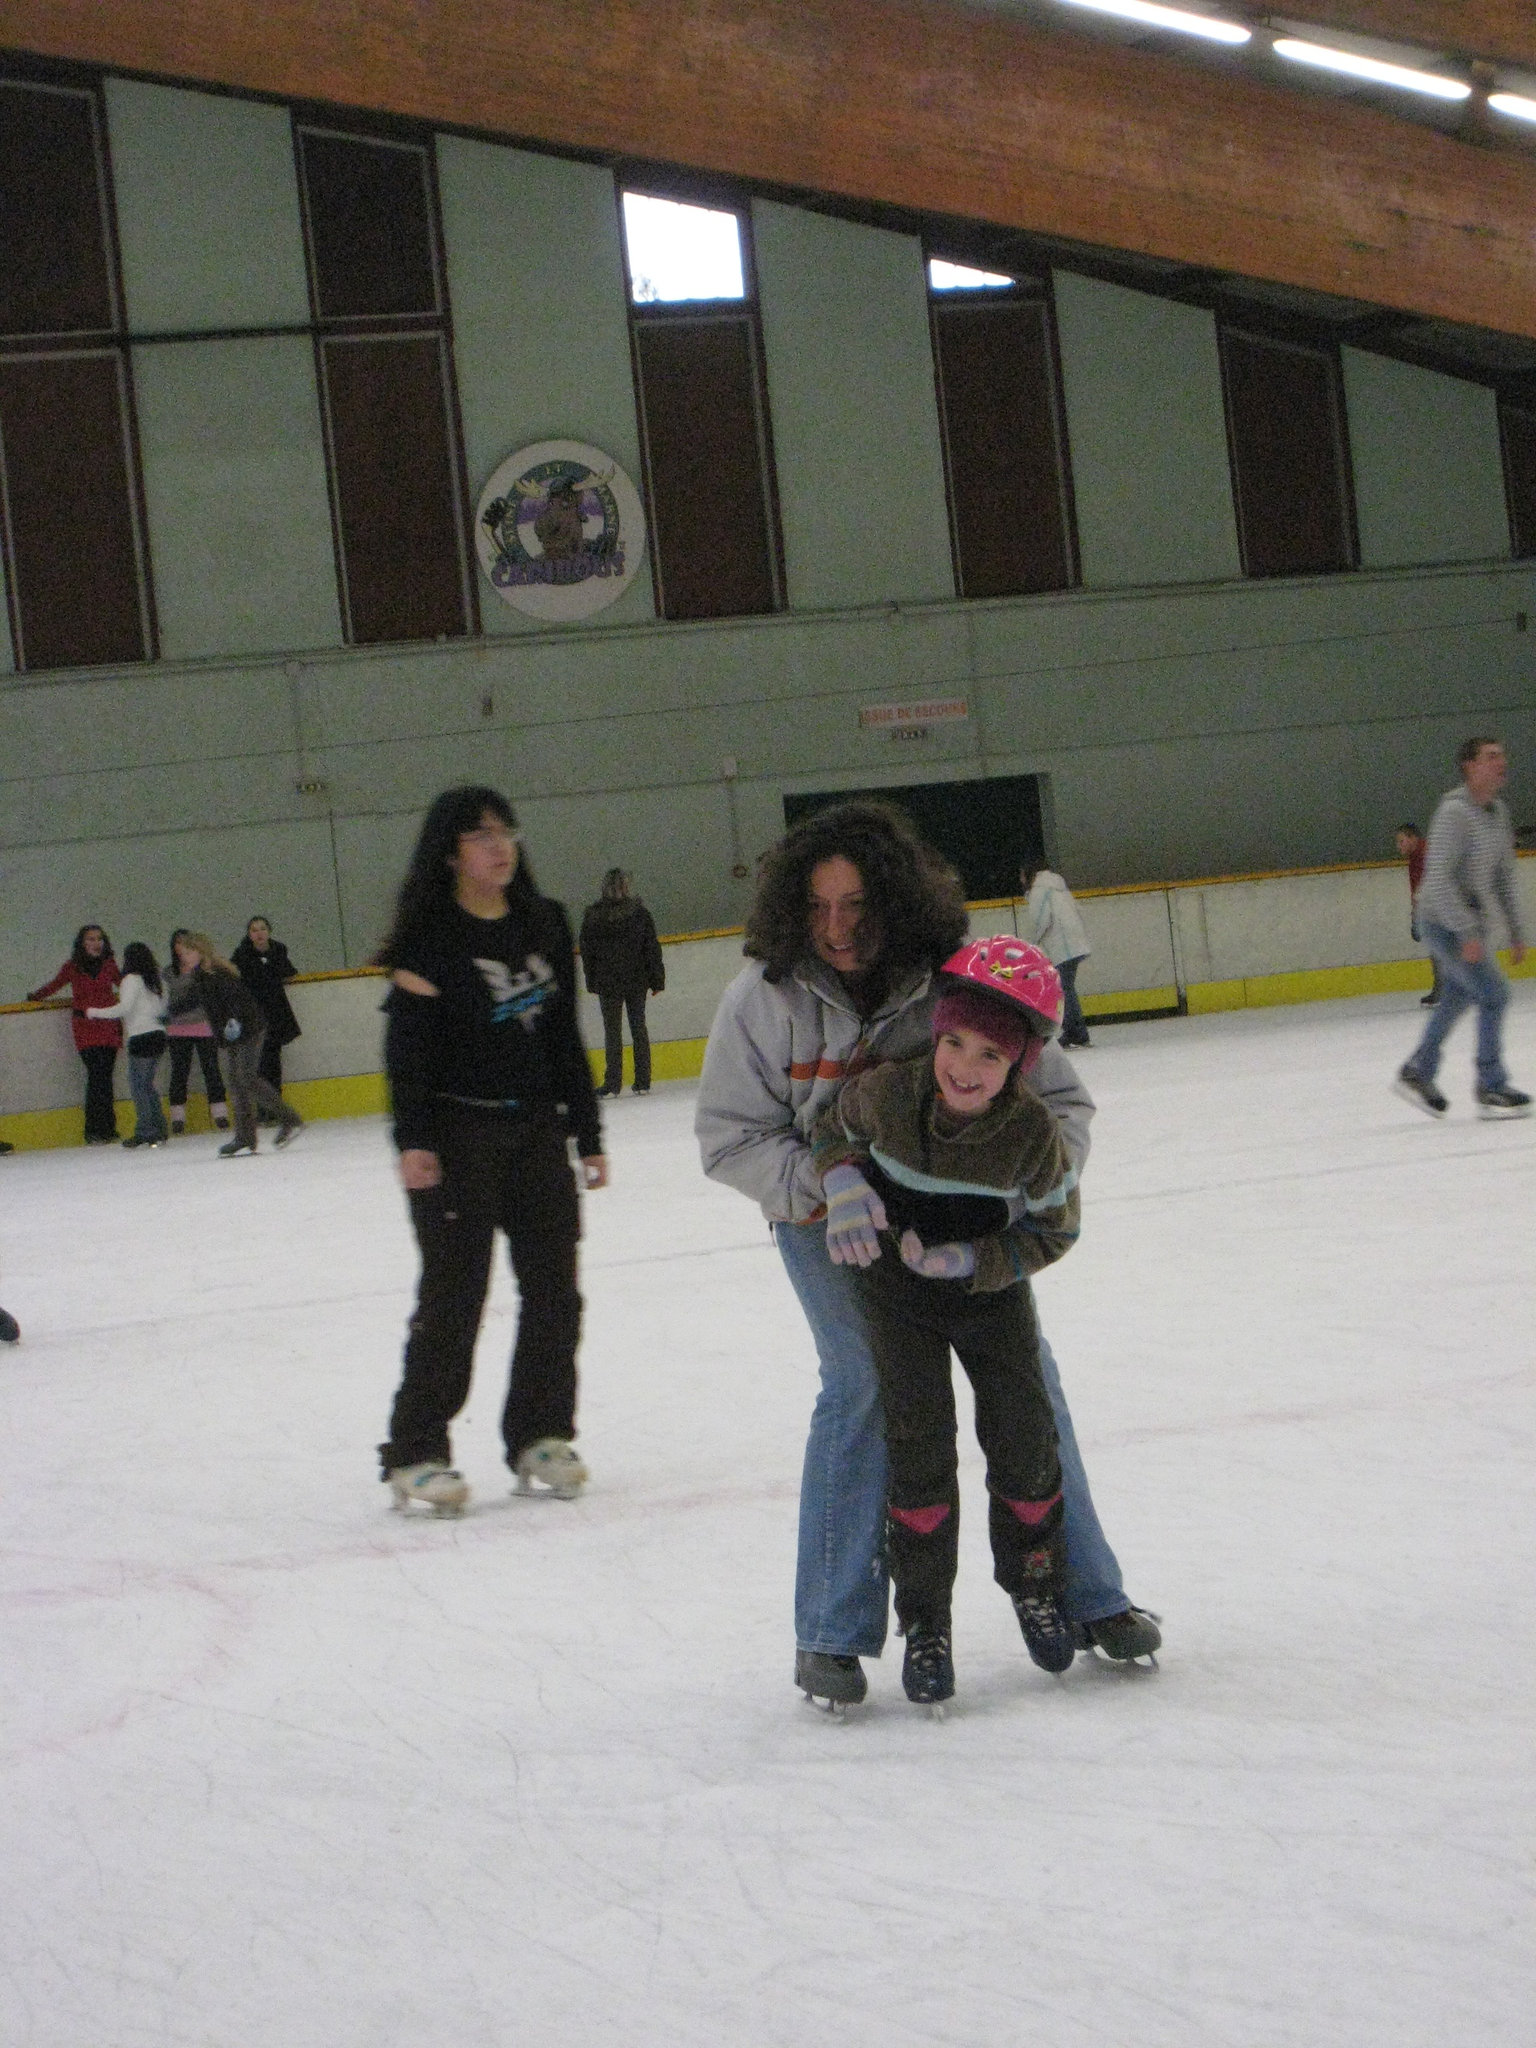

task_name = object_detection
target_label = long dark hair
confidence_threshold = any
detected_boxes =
[70,924,113,971]
[375,786,539,967]
[745,801,968,985]
[121,941,163,995]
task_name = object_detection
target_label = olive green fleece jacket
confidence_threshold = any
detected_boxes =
[810,1051,1080,1292]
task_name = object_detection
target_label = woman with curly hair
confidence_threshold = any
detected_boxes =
[696,801,1158,1706]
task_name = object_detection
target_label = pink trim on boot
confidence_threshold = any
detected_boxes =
[1001,1490,1062,1526]
[889,1502,952,1536]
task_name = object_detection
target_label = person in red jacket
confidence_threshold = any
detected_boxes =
[28,925,123,1144]
[1395,822,1440,1008]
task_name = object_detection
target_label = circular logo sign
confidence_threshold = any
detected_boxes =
[475,441,646,621]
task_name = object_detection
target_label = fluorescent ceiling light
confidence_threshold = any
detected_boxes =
[929,259,1015,290]
[1272,38,1471,100]
[1057,0,1250,45]
[1488,91,1536,124]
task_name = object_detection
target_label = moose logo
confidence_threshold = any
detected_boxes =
[476,440,647,623]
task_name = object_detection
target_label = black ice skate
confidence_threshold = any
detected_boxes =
[795,1649,867,1711]
[1476,1085,1532,1119]
[1013,1592,1076,1674]
[1393,1068,1447,1117]
[901,1626,955,1710]
[1072,1605,1162,1666]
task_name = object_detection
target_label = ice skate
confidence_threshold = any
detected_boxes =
[274,1119,305,1149]
[1476,1085,1531,1119]
[1013,1592,1076,1674]
[901,1625,955,1710]
[1072,1605,1161,1667]
[1393,1067,1447,1117]
[795,1649,867,1712]
[0,1307,19,1344]
[513,1437,588,1499]
[387,1460,470,1516]
[218,1138,257,1158]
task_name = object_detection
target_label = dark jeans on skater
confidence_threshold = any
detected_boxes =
[219,1030,301,1149]
[599,989,650,1092]
[381,1108,582,1475]
[79,1044,119,1142]
[127,1034,168,1143]
[1059,956,1088,1046]
[853,1247,1064,1635]
[167,1034,226,1110]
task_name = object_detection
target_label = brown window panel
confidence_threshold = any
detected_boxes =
[932,294,1076,599]
[319,334,470,644]
[296,128,441,322]
[1499,402,1536,560]
[633,315,782,620]
[0,78,117,339]
[1221,327,1357,579]
[0,350,151,668]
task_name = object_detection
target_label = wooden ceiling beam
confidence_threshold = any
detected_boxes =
[1282,4,1536,75]
[3,0,1536,339]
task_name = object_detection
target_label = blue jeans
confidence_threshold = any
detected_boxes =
[128,1051,168,1142]
[1405,922,1510,1092]
[1059,956,1088,1044]
[777,1218,1128,1657]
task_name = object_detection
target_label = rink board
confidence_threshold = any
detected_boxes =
[3,856,1532,1147]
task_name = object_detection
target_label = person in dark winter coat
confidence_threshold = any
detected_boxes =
[579,869,665,1096]
[232,916,302,1098]
[376,786,606,1518]
[165,934,303,1157]
[28,925,122,1143]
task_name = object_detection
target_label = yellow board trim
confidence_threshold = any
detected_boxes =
[1183,952,1534,1013]
[1082,985,1180,1018]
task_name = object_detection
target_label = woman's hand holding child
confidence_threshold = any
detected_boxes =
[898,1229,976,1281]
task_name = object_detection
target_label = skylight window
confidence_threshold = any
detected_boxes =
[621,192,746,305]
[929,259,1016,292]
[1057,0,1250,46]
[1271,39,1471,100]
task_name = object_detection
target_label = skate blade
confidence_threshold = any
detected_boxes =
[1088,1645,1158,1672]
[1478,1104,1532,1120]
[513,1476,584,1501]
[801,1691,852,1718]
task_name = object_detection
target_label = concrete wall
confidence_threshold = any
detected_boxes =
[3,77,1534,1006]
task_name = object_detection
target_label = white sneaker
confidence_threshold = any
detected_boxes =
[388,1461,470,1516]
[513,1438,588,1500]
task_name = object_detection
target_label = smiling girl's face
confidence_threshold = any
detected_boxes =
[933,1024,1014,1117]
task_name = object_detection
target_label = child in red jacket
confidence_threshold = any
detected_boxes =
[28,924,123,1144]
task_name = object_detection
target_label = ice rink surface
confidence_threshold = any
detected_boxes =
[3,988,1533,2048]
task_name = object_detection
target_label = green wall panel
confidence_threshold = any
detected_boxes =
[1053,270,1241,590]
[435,136,655,635]
[132,337,342,661]
[1343,350,1511,570]
[753,201,953,610]
[104,79,311,333]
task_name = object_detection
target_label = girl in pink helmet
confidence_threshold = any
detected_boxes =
[809,935,1080,1708]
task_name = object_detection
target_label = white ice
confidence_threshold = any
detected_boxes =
[2,989,1533,2048]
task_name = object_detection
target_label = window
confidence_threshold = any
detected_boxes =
[621,188,783,621]
[294,121,475,644]
[928,261,1078,599]
[1499,400,1536,560]
[1219,324,1357,578]
[0,68,155,669]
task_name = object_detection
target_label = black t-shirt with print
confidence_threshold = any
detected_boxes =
[384,894,602,1156]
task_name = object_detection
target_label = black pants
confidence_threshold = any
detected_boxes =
[167,1035,227,1108]
[219,1032,300,1149]
[381,1110,583,1474]
[599,990,650,1092]
[855,1249,1063,1633]
[257,1034,284,1094]
[79,1044,119,1142]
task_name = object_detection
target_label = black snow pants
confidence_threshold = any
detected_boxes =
[381,1108,582,1475]
[853,1248,1064,1634]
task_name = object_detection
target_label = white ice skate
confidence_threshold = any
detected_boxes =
[513,1438,588,1500]
[388,1461,470,1517]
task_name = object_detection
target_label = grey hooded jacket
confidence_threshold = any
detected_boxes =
[695,953,1094,1224]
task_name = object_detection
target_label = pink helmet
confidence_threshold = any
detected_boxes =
[938,935,1064,1035]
